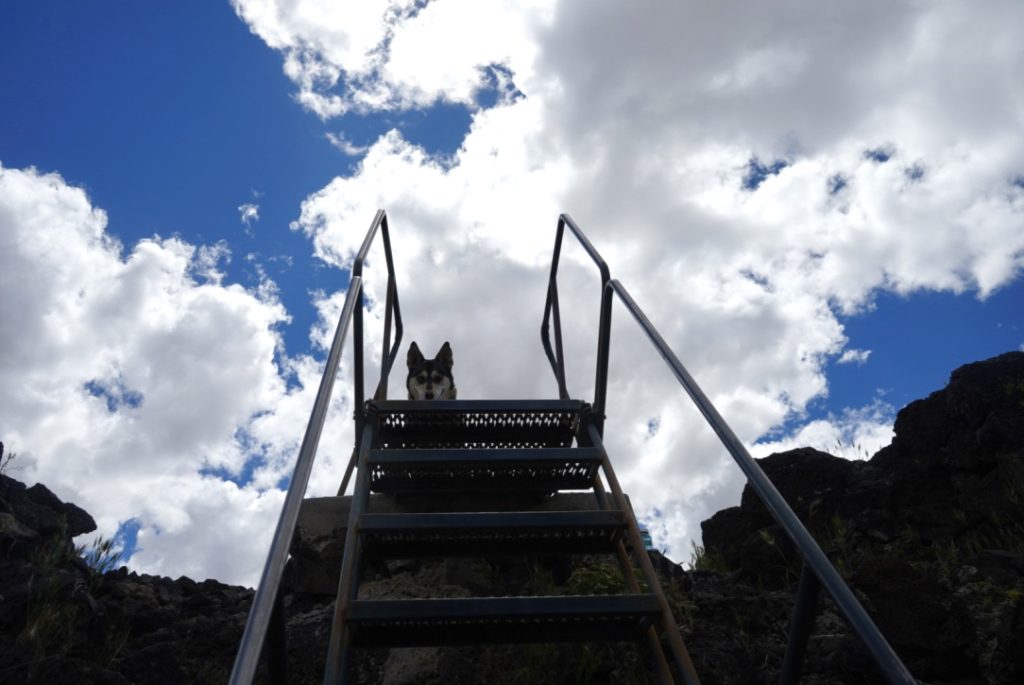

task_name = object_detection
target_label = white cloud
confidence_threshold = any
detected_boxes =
[191,240,232,285]
[266,0,1024,562]
[238,202,260,235]
[7,0,1024,586]
[325,132,369,156]
[231,0,551,116]
[837,348,872,365]
[0,164,353,586]
[752,399,896,463]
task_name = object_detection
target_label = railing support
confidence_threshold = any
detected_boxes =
[779,562,821,685]
[541,214,611,415]
[324,423,376,684]
[266,590,288,684]
[588,423,702,685]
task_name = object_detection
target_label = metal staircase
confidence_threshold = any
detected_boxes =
[229,211,917,684]
[325,399,697,683]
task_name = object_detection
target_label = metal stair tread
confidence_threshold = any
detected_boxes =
[358,510,626,557]
[367,447,601,493]
[369,399,586,449]
[371,399,587,411]
[348,594,662,647]
[368,446,600,463]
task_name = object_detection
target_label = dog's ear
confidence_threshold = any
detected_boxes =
[437,341,453,369]
[407,342,424,369]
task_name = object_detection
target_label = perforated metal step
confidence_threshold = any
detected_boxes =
[367,447,601,493]
[348,595,661,647]
[358,510,625,558]
[369,400,585,449]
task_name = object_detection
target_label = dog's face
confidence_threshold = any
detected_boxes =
[406,341,457,400]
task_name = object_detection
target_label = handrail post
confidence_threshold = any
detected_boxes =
[266,589,287,683]
[779,561,820,685]
[375,212,403,401]
[353,284,365,444]
[592,282,613,435]
[541,218,568,395]
[549,280,569,400]
[324,422,376,683]
[376,275,394,401]
[540,214,612,412]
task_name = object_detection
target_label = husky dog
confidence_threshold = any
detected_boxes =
[406,341,457,400]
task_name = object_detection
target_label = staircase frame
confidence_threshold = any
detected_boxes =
[229,210,916,685]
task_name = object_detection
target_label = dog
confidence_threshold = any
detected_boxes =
[406,341,457,400]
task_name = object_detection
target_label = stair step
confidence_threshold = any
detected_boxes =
[369,400,585,449]
[348,595,661,647]
[358,510,625,557]
[368,447,601,493]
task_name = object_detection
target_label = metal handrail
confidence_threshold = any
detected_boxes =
[229,210,402,684]
[338,209,403,496]
[540,214,611,419]
[541,215,915,684]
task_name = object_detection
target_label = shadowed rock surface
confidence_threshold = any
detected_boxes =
[1,351,1021,683]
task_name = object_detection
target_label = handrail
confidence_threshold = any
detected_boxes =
[338,209,404,496]
[229,210,402,684]
[540,214,612,419]
[541,215,915,684]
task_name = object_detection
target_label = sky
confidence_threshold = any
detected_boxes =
[1,0,1022,587]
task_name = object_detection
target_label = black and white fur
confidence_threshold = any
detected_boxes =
[406,341,457,400]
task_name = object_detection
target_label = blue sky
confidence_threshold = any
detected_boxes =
[2,1,1022,584]
[1,1,476,359]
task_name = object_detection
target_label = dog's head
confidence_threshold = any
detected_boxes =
[406,341,457,400]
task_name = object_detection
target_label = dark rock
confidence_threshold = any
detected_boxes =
[697,351,1024,683]
[1,474,97,540]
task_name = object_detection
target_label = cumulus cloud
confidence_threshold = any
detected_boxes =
[8,0,1023,586]
[0,164,354,586]
[838,349,872,365]
[231,0,550,116]
[255,0,1024,560]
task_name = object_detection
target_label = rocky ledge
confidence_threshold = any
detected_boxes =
[1,351,1022,684]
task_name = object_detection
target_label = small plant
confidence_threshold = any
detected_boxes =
[81,535,122,575]
[21,520,82,667]
[78,534,123,593]
[827,438,872,461]
[757,529,799,584]
[0,441,17,475]
[688,541,730,572]
[568,562,626,595]
[1003,378,1024,407]
[933,539,960,576]
[663,578,698,634]
[526,562,558,596]
[953,508,968,526]
[960,522,1024,557]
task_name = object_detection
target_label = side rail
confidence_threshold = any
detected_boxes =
[229,210,402,685]
[541,215,915,684]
